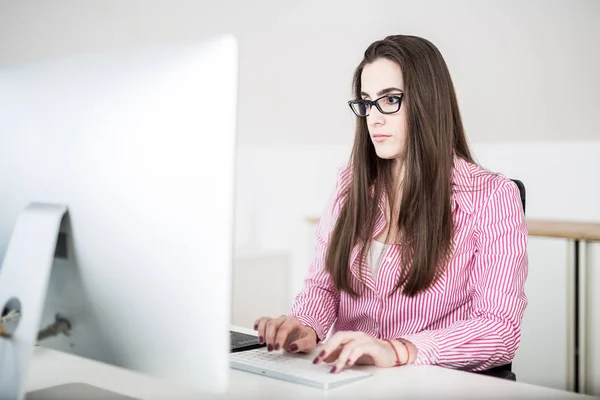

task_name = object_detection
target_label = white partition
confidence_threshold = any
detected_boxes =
[512,237,570,390]
[232,250,291,329]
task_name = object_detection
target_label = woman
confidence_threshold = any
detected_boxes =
[254,34,528,375]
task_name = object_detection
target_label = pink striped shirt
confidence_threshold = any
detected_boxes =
[289,156,528,371]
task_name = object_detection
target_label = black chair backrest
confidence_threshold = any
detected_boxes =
[511,179,526,213]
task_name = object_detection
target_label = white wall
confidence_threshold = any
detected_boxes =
[1,0,599,145]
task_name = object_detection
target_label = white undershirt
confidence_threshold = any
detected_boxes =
[368,240,389,279]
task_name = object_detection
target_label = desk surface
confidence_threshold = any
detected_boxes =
[25,327,596,400]
[526,219,600,241]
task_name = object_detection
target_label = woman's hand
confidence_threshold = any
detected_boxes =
[312,331,414,374]
[254,315,318,354]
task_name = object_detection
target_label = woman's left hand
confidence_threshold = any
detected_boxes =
[312,331,413,374]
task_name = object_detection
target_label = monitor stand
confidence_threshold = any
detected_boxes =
[0,203,68,400]
[1,203,244,400]
[25,383,139,400]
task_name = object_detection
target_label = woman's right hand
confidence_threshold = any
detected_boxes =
[254,315,318,354]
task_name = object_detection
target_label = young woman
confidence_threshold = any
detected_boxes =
[254,34,528,375]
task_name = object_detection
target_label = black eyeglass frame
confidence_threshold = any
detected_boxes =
[347,93,404,117]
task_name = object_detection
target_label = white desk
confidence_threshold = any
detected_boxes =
[26,327,597,400]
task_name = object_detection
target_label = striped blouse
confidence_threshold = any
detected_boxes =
[288,156,528,371]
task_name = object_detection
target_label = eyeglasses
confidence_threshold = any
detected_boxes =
[348,94,404,117]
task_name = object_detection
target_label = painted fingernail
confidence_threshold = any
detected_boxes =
[289,343,298,352]
[259,336,263,343]
[274,343,280,350]
[346,359,351,366]
[267,344,273,352]
[313,357,319,364]
[254,324,258,330]
[319,350,326,358]
[330,366,337,374]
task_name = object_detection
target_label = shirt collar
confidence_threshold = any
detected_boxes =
[451,155,474,215]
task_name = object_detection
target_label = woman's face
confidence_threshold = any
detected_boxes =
[360,58,407,160]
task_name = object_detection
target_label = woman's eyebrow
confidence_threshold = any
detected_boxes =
[360,87,404,97]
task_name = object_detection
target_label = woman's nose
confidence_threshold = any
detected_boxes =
[367,107,385,127]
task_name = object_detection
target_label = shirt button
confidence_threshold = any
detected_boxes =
[386,256,393,262]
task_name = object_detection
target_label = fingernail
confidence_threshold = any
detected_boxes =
[289,343,298,352]
[319,350,325,358]
[274,343,280,350]
[254,324,258,330]
[312,357,319,364]
[267,344,273,352]
[259,336,263,343]
[330,366,337,374]
[346,359,351,366]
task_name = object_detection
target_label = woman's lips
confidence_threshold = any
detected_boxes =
[372,134,392,143]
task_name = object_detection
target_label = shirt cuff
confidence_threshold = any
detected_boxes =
[291,314,326,343]
[400,331,440,366]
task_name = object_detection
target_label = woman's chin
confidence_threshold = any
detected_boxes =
[374,149,400,160]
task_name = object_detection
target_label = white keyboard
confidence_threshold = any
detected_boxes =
[229,348,372,390]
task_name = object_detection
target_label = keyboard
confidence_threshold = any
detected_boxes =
[229,348,372,390]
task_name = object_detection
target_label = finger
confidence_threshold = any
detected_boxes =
[273,317,299,351]
[332,340,364,374]
[265,315,287,351]
[255,317,271,344]
[287,327,317,353]
[313,331,360,365]
[322,345,342,363]
[339,338,375,371]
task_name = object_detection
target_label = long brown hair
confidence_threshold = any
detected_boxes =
[325,35,474,297]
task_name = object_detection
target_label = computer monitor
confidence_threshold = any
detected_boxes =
[0,34,239,399]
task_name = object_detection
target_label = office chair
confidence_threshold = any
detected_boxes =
[475,179,525,382]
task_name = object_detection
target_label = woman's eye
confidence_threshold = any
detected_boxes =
[386,96,399,104]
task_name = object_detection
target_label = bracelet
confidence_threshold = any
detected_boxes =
[384,339,410,366]
[397,339,410,365]
[384,339,402,366]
